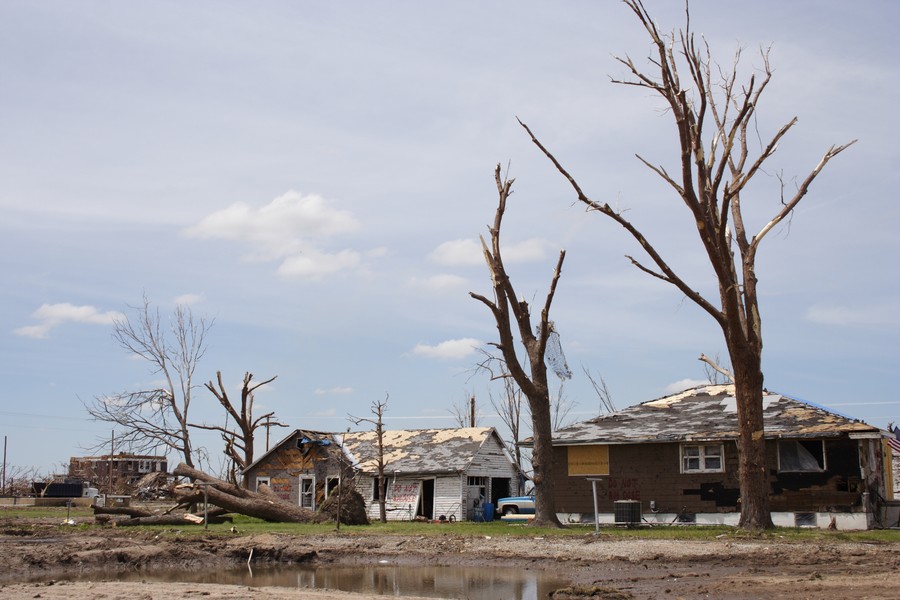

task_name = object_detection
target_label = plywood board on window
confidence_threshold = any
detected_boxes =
[567,445,609,476]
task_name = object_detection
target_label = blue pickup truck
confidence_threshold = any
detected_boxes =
[495,495,535,516]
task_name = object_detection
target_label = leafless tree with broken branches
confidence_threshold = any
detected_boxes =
[349,394,389,523]
[519,0,855,529]
[191,371,284,487]
[470,164,566,527]
[85,295,212,468]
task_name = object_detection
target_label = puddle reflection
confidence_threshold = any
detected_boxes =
[48,564,569,600]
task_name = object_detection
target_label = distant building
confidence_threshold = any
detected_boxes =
[68,453,167,492]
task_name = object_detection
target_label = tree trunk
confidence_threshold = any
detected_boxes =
[728,346,774,530]
[173,463,317,523]
[528,393,561,527]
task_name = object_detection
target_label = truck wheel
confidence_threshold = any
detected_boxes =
[503,506,518,515]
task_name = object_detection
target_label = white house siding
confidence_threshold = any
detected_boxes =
[467,435,518,499]
[434,475,464,521]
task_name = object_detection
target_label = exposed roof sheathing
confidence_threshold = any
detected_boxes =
[339,427,495,475]
[552,384,880,445]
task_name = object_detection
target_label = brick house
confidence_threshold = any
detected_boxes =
[545,384,893,530]
[244,427,519,522]
[68,453,168,493]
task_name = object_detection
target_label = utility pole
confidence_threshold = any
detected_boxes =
[469,396,476,428]
[2,435,7,496]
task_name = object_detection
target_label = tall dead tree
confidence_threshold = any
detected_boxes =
[350,394,389,523]
[191,371,285,487]
[86,294,212,468]
[520,0,854,529]
[470,164,565,527]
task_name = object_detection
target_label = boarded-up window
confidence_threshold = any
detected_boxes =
[567,445,610,476]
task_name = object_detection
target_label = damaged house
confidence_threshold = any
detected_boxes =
[244,427,519,522]
[547,384,895,530]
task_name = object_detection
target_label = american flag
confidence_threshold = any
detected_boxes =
[889,437,900,454]
[889,427,900,454]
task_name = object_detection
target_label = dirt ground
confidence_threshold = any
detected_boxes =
[1,515,898,600]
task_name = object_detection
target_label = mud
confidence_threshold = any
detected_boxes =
[1,516,898,599]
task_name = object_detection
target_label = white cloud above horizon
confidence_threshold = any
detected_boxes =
[407,274,469,292]
[412,338,482,360]
[184,191,364,280]
[14,303,124,339]
[429,237,553,267]
[315,386,354,396]
[664,378,709,395]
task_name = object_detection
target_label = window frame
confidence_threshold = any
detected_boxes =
[680,443,725,474]
[777,439,827,473]
[299,476,316,510]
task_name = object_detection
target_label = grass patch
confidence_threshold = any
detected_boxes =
[3,505,899,543]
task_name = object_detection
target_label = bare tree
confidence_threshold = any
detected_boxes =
[85,295,212,468]
[550,381,577,431]
[520,0,854,529]
[489,373,525,476]
[449,392,479,428]
[699,353,734,384]
[583,366,617,415]
[470,164,565,527]
[190,371,284,487]
[349,394,389,523]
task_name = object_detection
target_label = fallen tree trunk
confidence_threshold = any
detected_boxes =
[173,463,317,523]
[93,506,154,518]
[113,515,197,527]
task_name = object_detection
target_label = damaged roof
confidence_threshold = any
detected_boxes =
[339,427,501,475]
[552,384,882,446]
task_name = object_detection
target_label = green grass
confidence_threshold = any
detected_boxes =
[3,505,899,543]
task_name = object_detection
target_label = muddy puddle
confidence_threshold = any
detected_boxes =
[31,564,571,599]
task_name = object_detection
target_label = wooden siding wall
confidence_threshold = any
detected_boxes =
[467,435,518,501]
[552,438,866,515]
[245,441,340,507]
[359,475,465,522]
[434,476,464,521]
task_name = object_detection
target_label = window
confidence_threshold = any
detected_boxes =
[467,476,486,486]
[372,478,382,501]
[255,477,271,492]
[681,444,724,473]
[299,476,315,510]
[778,440,825,472]
[325,477,340,498]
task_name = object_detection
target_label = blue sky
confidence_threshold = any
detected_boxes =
[2,1,897,475]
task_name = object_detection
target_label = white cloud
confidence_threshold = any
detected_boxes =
[408,274,469,292]
[14,303,123,339]
[277,248,363,279]
[184,190,364,279]
[429,239,483,266]
[429,237,552,267]
[805,303,900,327]
[315,386,354,396]
[412,338,482,360]
[174,293,203,306]
[664,378,708,395]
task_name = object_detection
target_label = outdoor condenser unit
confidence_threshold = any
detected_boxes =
[613,500,642,525]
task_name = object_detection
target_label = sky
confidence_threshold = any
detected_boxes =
[2,1,898,476]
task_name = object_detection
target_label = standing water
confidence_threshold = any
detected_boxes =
[42,564,571,600]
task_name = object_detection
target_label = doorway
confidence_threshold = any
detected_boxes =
[419,479,434,519]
